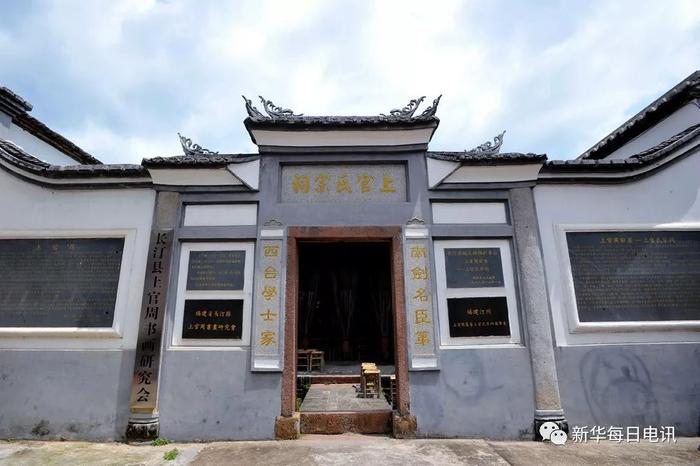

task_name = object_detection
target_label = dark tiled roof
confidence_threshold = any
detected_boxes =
[242,96,441,138]
[0,86,33,114]
[0,86,102,165]
[0,138,146,179]
[243,116,440,144]
[579,70,700,160]
[427,151,547,165]
[629,123,700,160]
[0,137,51,168]
[246,115,439,127]
[544,124,700,173]
[142,153,259,168]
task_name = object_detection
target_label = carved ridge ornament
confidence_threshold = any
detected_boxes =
[242,94,442,121]
[242,95,266,120]
[416,95,442,120]
[177,133,219,156]
[463,130,506,157]
[382,96,425,118]
[259,96,302,118]
[263,218,283,227]
[407,216,426,226]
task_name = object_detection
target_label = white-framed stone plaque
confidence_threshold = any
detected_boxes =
[281,164,407,203]
[250,229,285,371]
[404,226,439,370]
[0,237,124,328]
[566,230,700,322]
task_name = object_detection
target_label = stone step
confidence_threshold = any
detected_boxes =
[301,374,361,384]
[300,410,392,434]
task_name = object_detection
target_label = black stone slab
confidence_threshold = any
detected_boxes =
[186,250,245,291]
[445,248,504,288]
[0,238,124,327]
[447,296,510,337]
[566,230,700,322]
[182,299,243,339]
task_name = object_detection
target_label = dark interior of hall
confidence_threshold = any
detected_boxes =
[297,241,394,366]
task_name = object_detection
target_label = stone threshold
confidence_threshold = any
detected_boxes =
[300,411,393,434]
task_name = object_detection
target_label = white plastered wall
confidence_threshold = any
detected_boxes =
[0,168,155,349]
[0,115,82,166]
[534,148,700,345]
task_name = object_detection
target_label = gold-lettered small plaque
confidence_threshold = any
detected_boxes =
[181,299,243,339]
[447,296,510,338]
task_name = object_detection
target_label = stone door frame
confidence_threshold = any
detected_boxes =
[281,226,410,417]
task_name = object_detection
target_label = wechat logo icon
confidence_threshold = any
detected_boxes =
[540,421,567,445]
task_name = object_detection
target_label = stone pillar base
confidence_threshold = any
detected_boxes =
[275,413,301,440]
[392,412,417,439]
[534,409,568,441]
[125,415,159,441]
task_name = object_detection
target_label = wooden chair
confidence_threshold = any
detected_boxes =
[309,350,324,372]
[297,349,311,373]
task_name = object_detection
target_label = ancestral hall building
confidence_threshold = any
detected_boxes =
[0,72,698,441]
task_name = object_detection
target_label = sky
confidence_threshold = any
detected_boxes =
[0,0,698,164]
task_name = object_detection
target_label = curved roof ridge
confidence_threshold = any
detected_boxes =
[578,70,700,160]
[0,137,146,179]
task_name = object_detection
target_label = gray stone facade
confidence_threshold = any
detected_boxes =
[1,77,699,441]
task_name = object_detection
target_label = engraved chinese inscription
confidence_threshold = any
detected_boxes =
[251,236,283,370]
[186,250,245,291]
[0,238,124,327]
[444,247,504,288]
[281,164,407,203]
[130,229,172,411]
[566,231,700,322]
[447,297,510,337]
[182,299,243,339]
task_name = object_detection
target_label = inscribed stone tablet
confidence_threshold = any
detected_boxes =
[187,250,246,290]
[566,231,700,322]
[182,299,243,339]
[444,248,504,288]
[280,164,407,203]
[0,238,124,327]
[447,297,510,337]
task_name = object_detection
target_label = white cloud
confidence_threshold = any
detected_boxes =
[0,0,697,163]
[64,120,180,162]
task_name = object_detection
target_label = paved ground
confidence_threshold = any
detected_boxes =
[0,435,698,466]
[300,383,392,412]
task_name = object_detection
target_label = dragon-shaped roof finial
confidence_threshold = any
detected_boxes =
[464,130,505,156]
[259,96,302,118]
[383,96,425,118]
[178,133,219,156]
[242,95,266,120]
[242,94,443,121]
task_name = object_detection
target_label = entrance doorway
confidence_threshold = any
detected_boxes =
[297,241,394,368]
[281,227,410,434]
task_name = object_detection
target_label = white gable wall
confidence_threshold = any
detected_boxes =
[605,101,700,160]
[0,112,85,165]
[534,149,700,345]
[0,168,155,350]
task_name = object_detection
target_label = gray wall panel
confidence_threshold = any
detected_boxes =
[0,350,134,440]
[158,349,281,440]
[410,348,535,439]
[555,344,700,436]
